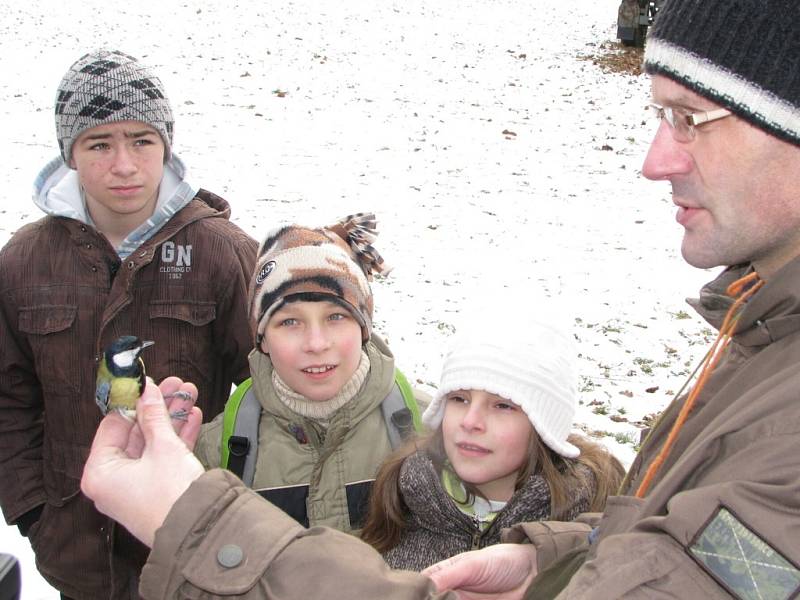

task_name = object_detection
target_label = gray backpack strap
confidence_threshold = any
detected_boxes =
[230,387,261,487]
[381,382,413,450]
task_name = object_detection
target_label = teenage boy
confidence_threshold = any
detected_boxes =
[0,49,257,599]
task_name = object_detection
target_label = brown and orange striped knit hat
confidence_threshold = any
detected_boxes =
[250,213,390,348]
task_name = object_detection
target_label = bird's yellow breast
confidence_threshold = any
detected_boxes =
[108,376,143,410]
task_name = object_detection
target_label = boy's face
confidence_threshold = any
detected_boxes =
[69,120,165,226]
[442,389,533,502]
[261,299,364,402]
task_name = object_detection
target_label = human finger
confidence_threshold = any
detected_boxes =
[123,377,163,457]
[81,412,136,499]
[164,380,198,428]
[91,411,137,455]
[136,380,179,449]
[158,376,185,398]
[176,406,203,450]
[423,544,536,598]
[423,553,474,589]
[115,377,195,456]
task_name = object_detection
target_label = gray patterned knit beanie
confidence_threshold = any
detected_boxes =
[644,0,800,147]
[55,49,174,164]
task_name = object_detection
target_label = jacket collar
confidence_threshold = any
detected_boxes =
[689,256,800,347]
[399,450,558,534]
[33,154,200,259]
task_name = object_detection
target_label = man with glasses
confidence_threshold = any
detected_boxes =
[76,0,800,598]
[433,0,800,596]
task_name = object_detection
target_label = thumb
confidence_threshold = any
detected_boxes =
[423,554,471,591]
[136,378,176,447]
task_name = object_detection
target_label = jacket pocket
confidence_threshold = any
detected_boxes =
[18,305,77,335]
[26,501,48,554]
[149,300,216,326]
[148,300,217,384]
[18,304,79,395]
[345,479,374,529]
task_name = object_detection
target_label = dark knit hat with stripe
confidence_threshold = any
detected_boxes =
[644,0,800,146]
[55,49,174,164]
[250,213,391,348]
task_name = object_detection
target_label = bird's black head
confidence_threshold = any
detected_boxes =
[105,335,154,376]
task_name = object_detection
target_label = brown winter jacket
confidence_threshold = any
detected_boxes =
[520,260,800,599]
[0,190,257,599]
[139,259,800,599]
[141,469,450,600]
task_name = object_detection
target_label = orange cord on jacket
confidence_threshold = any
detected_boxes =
[634,271,764,498]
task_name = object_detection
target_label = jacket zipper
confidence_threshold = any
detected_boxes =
[471,516,482,549]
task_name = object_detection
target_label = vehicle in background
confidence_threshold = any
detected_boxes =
[617,0,665,47]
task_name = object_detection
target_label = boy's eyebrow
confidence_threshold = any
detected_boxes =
[124,129,158,139]
[80,129,157,141]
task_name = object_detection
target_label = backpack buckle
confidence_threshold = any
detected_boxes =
[390,408,414,440]
[228,435,250,457]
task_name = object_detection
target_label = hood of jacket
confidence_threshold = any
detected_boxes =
[32,154,198,258]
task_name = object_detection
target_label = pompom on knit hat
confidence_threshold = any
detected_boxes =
[644,0,800,147]
[55,49,174,164]
[250,212,390,349]
[422,303,580,458]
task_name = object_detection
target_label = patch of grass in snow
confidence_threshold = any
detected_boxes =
[633,356,654,375]
[613,431,638,446]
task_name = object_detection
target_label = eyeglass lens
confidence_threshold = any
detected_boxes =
[649,105,693,142]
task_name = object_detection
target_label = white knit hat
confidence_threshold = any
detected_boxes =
[422,304,580,458]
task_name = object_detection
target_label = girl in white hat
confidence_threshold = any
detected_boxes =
[361,305,624,571]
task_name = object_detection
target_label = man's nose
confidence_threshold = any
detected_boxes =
[642,120,693,181]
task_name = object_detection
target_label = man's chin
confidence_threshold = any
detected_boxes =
[680,241,726,271]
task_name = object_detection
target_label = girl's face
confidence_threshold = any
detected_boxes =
[442,389,533,502]
[261,299,363,402]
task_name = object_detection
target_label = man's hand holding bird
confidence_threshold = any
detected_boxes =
[82,378,204,547]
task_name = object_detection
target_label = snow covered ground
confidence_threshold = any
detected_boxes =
[0,0,715,597]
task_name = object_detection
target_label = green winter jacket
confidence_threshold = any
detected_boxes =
[195,335,427,533]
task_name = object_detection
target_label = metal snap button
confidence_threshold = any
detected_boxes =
[217,544,244,568]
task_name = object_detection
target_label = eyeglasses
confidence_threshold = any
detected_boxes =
[648,103,732,142]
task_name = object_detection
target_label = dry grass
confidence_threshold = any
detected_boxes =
[578,41,644,76]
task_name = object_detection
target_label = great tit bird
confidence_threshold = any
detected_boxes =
[95,335,194,420]
[95,335,154,418]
